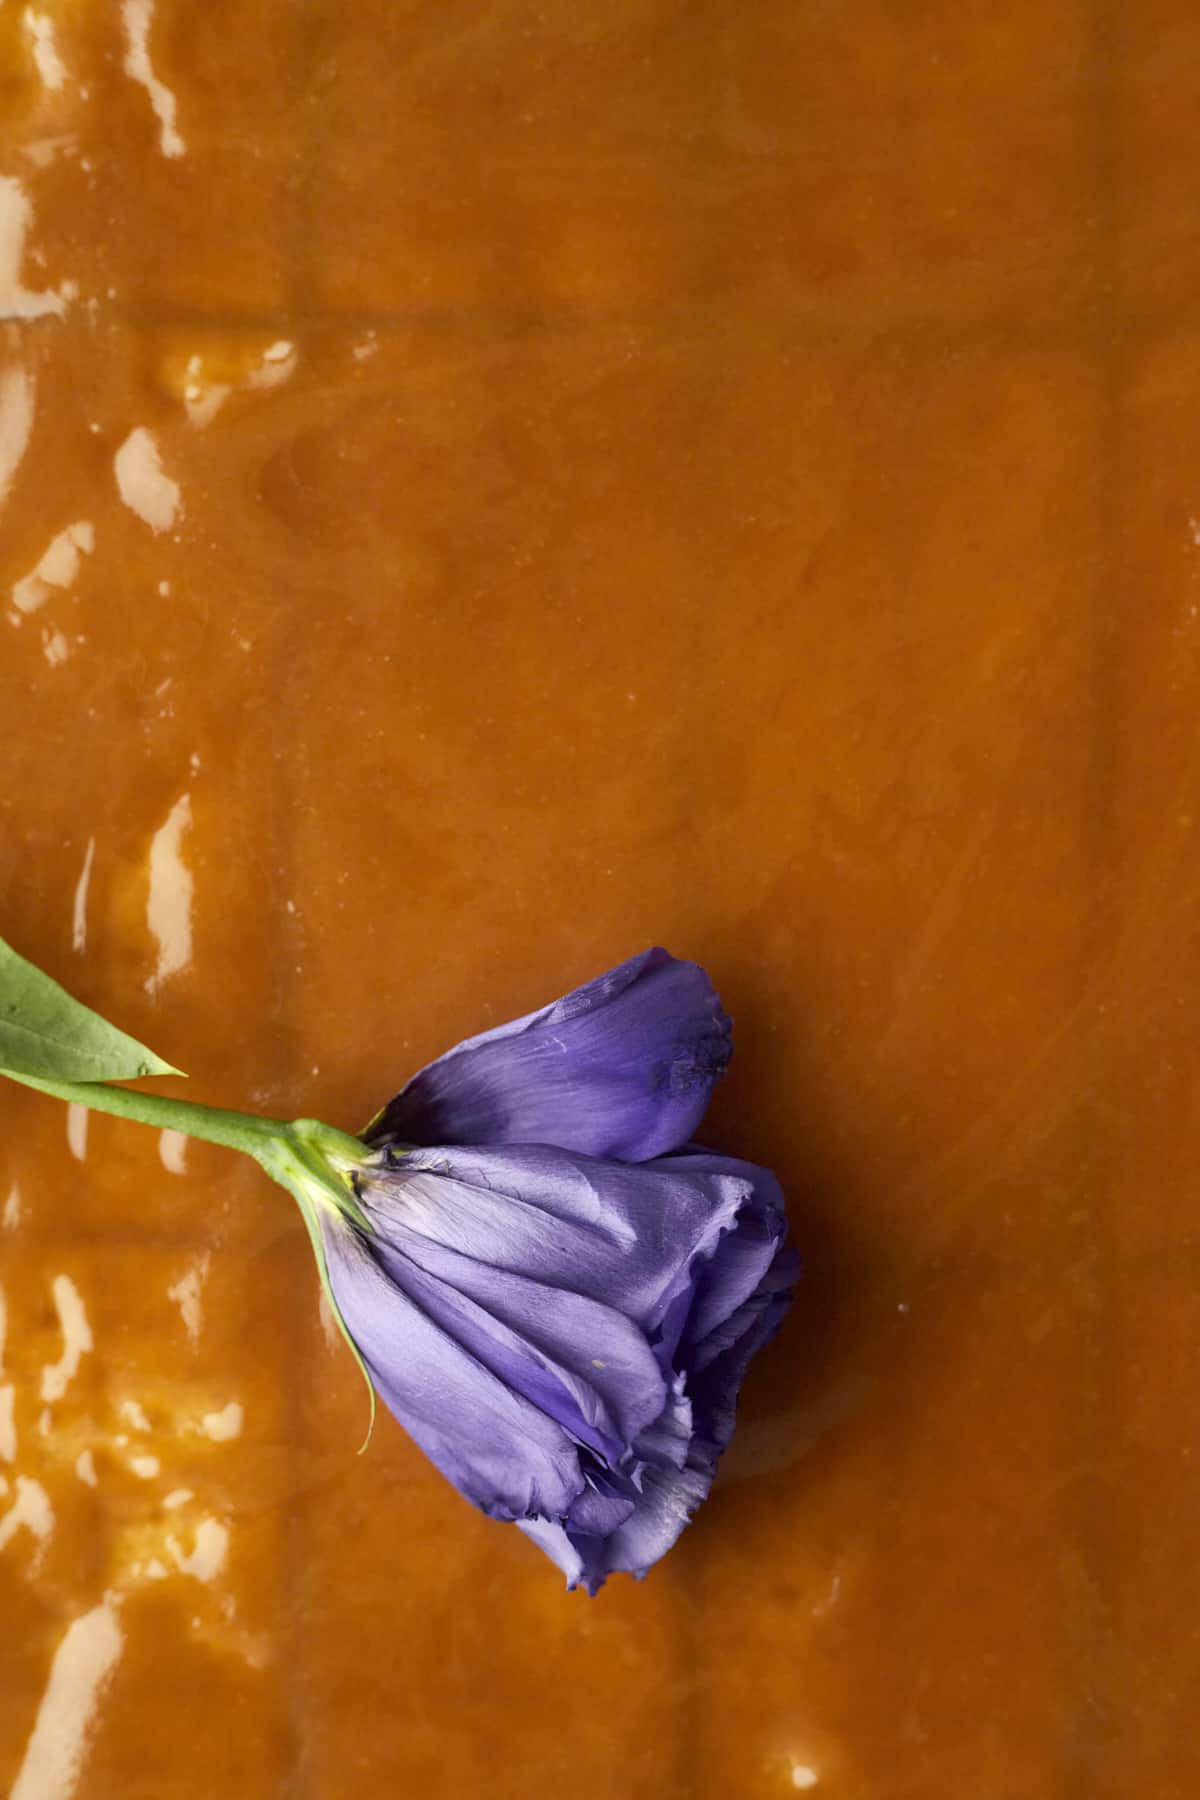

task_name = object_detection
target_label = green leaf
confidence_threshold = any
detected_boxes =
[0,932,183,1083]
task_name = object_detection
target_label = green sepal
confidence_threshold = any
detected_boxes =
[0,931,183,1084]
[289,1183,379,1454]
[253,1123,379,1452]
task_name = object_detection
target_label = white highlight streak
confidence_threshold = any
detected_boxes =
[247,340,297,391]
[0,366,36,508]
[158,1129,188,1175]
[9,1597,124,1800]
[72,837,95,952]
[200,1401,242,1443]
[12,519,94,616]
[42,627,71,668]
[145,794,193,989]
[0,176,66,319]
[25,10,67,91]
[118,1399,150,1432]
[182,340,297,428]
[169,1516,228,1582]
[75,1450,97,1487]
[0,1475,54,1558]
[114,427,181,533]
[183,378,230,429]
[0,1388,15,1463]
[122,0,185,158]
[167,1252,208,1345]
[66,1103,88,1164]
[317,1289,339,1352]
[41,1275,93,1403]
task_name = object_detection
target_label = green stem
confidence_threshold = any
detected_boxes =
[1,1064,382,1446]
[0,1067,287,1160]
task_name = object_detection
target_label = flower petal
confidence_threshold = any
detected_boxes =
[684,1259,796,1460]
[653,1149,792,1349]
[598,1456,713,1583]
[564,1468,639,1536]
[630,1370,693,1473]
[365,948,732,1161]
[520,1454,713,1595]
[520,1373,709,1592]
[318,1212,586,1523]
[357,1143,750,1347]
[517,1514,587,1588]
[361,1203,668,1465]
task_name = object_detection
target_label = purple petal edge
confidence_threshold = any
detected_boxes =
[364,948,733,1162]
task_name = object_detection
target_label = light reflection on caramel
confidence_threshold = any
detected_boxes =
[0,174,66,318]
[144,793,194,991]
[39,1274,91,1402]
[23,10,67,95]
[0,364,35,505]
[1,1263,260,1795]
[11,518,94,618]
[9,1594,124,1800]
[120,0,183,160]
[112,427,182,535]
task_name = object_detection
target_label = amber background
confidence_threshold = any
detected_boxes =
[2,1,1200,1795]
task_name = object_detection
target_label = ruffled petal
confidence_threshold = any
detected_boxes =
[364,948,732,1161]
[356,1144,750,1346]
[361,1207,668,1466]
[519,1376,710,1593]
[597,1456,713,1584]
[652,1150,792,1349]
[517,1514,586,1588]
[684,1254,797,1460]
[319,1110,795,1592]
[564,1466,639,1536]
[630,1370,693,1473]
[521,1455,714,1595]
[318,1212,586,1523]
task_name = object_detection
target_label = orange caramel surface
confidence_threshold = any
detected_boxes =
[3,3,1200,1795]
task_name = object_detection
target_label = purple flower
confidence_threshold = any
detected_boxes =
[317,948,797,1593]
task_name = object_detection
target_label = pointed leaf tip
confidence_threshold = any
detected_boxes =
[0,932,182,1085]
